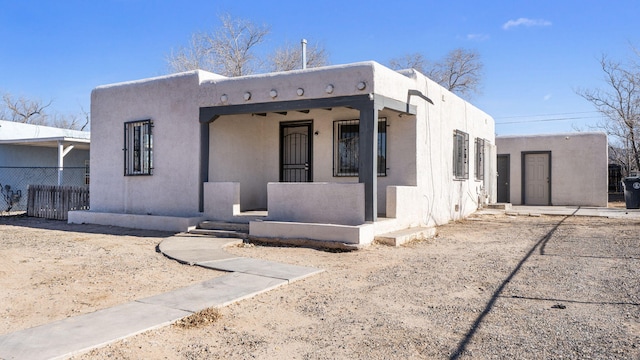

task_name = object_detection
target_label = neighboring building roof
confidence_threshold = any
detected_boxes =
[0,120,90,150]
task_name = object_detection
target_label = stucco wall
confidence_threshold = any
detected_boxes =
[90,71,218,216]
[404,69,496,226]
[198,62,378,107]
[267,182,365,225]
[496,132,608,206]
[209,114,279,210]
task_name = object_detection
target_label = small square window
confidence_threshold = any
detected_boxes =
[453,130,469,180]
[124,120,153,176]
[333,118,387,176]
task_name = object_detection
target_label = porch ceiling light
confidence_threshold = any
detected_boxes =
[220,94,228,103]
[325,84,334,94]
[357,81,367,90]
[270,89,278,98]
[297,88,304,96]
[244,92,251,101]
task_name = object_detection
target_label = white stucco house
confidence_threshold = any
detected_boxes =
[69,61,496,246]
[0,120,90,211]
[495,132,608,207]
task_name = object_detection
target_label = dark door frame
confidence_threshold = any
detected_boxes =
[279,120,313,182]
[497,154,510,203]
[521,151,552,205]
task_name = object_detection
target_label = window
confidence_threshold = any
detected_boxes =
[475,138,485,180]
[333,118,387,176]
[453,130,469,179]
[124,119,153,176]
[84,160,90,185]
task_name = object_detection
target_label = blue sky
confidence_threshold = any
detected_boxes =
[1,0,639,135]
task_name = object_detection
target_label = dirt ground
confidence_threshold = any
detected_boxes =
[1,212,639,359]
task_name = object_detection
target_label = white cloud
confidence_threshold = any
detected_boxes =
[467,33,490,41]
[502,18,552,30]
[543,94,552,101]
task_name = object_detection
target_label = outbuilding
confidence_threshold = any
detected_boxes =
[495,132,608,207]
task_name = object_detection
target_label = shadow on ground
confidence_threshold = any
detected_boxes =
[0,213,175,238]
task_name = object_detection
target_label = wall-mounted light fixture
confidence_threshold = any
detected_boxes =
[314,130,319,136]
[220,94,228,103]
[325,84,334,94]
[270,89,278,98]
[244,92,251,101]
[357,81,366,90]
[297,88,304,96]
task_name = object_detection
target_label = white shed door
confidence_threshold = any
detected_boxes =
[524,153,550,205]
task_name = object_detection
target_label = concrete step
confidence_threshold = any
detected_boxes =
[188,228,249,239]
[198,221,250,232]
[375,227,436,247]
[486,203,512,210]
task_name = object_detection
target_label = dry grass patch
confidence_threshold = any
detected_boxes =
[173,308,222,329]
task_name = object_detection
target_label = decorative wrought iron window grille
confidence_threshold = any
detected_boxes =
[453,129,469,180]
[333,118,387,177]
[124,119,153,176]
[475,137,485,180]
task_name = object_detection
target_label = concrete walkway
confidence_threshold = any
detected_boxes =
[0,235,323,360]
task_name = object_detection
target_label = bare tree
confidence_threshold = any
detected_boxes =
[389,48,483,98]
[609,144,633,178]
[268,41,329,72]
[1,93,51,124]
[166,33,215,73]
[50,112,89,131]
[167,14,270,77]
[431,48,483,98]
[388,53,430,74]
[1,92,89,131]
[577,54,640,173]
[208,14,270,76]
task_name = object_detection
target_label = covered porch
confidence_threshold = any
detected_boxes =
[199,93,423,245]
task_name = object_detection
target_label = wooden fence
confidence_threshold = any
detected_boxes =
[27,185,90,221]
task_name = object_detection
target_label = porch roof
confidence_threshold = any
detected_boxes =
[0,136,90,151]
[199,94,417,123]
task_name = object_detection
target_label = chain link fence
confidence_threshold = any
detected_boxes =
[0,167,88,213]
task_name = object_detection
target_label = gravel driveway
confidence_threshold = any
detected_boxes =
[2,212,639,359]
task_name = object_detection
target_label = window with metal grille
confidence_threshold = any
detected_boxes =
[453,130,469,179]
[124,119,153,176]
[333,118,387,177]
[84,160,90,185]
[475,137,485,180]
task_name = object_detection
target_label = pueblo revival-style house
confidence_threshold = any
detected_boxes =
[70,61,496,247]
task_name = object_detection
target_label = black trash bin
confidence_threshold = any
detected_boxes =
[622,177,640,209]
